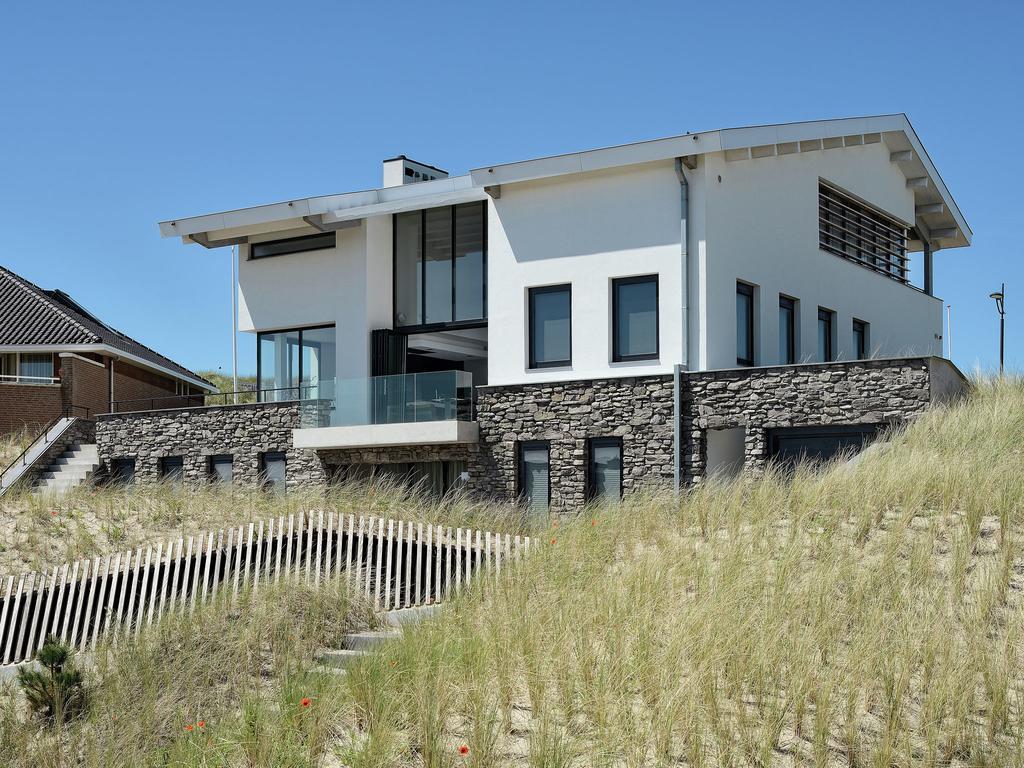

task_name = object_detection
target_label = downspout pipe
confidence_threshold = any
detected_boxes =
[673,158,691,496]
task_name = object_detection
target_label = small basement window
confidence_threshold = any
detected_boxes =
[518,441,550,513]
[208,454,233,484]
[158,456,184,485]
[260,451,287,493]
[587,437,623,502]
[111,458,135,486]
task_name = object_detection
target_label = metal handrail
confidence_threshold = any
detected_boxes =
[0,405,92,491]
[109,384,323,414]
[0,373,61,385]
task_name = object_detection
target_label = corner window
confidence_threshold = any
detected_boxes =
[736,282,755,366]
[819,182,908,283]
[529,285,572,369]
[260,451,287,493]
[250,232,335,260]
[612,276,659,362]
[779,296,796,365]
[853,319,869,359]
[257,325,336,402]
[518,441,550,512]
[818,308,835,362]
[587,438,623,502]
[111,458,135,486]
[158,456,184,485]
[208,455,233,484]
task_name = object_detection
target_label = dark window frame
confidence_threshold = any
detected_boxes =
[528,284,573,369]
[587,436,624,502]
[612,275,660,362]
[207,454,234,483]
[255,323,335,401]
[853,318,869,359]
[818,307,835,362]
[259,451,287,491]
[779,295,797,365]
[818,181,909,283]
[250,232,336,260]
[517,440,551,510]
[736,281,755,367]
[391,201,488,332]
[111,457,135,486]
[158,456,184,483]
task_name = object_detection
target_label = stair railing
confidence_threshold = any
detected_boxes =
[0,406,92,496]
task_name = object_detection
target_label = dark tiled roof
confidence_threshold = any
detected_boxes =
[0,265,215,389]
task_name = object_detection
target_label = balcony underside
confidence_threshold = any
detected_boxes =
[293,420,479,450]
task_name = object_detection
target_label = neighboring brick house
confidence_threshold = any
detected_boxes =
[0,265,216,436]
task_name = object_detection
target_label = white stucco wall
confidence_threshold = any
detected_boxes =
[697,141,942,370]
[487,162,684,386]
[237,219,393,381]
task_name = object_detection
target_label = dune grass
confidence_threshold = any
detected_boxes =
[0,428,33,472]
[0,481,533,577]
[2,377,1023,766]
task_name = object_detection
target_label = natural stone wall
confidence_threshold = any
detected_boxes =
[681,357,966,481]
[96,401,327,490]
[468,376,676,511]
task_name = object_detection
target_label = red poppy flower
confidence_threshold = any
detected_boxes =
[301,697,311,708]
[551,520,558,528]
[197,720,205,729]
[51,511,57,517]
[185,724,193,732]
[550,538,557,545]
[459,745,469,755]
[592,519,596,527]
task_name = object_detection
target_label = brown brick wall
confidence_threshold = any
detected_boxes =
[112,361,185,411]
[0,383,62,435]
[60,355,110,418]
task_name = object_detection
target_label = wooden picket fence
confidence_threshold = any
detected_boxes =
[0,511,531,667]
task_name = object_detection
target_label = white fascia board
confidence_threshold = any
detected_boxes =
[293,420,479,450]
[0,343,217,392]
[160,176,479,240]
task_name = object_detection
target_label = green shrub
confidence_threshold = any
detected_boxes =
[17,636,88,726]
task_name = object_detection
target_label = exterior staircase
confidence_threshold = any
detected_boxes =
[32,442,100,496]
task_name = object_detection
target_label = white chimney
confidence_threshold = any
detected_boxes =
[382,156,448,188]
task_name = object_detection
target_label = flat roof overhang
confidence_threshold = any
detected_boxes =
[160,114,969,253]
[292,420,479,451]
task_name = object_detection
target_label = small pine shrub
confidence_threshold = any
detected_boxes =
[17,636,88,726]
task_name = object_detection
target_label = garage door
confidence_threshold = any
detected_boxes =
[768,424,884,469]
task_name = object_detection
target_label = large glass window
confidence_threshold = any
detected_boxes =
[736,282,755,366]
[779,296,796,365]
[257,326,335,401]
[587,438,623,502]
[818,308,835,362]
[518,441,550,513]
[529,285,572,368]
[394,202,486,328]
[612,276,658,362]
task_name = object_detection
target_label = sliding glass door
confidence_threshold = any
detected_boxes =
[257,325,336,401]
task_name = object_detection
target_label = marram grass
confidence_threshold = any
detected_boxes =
[2,376,1024,766]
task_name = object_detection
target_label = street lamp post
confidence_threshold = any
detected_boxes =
[990,284,1006,374]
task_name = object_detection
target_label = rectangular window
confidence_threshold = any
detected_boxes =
[256,325,336,402]
[736,282,755,366]
[853,319,869,359]
[111,458,135,486]
[819,182,908,283]
[818,308,835,362]
[250,232,335,260]
[779,296,796,365]
[518,441,550,513]
[612,275,659,362]
[158,456,184,485]
[18,353,54,380]
[208,455,233,484]
[529,285,572,368]
[260,451,287,492]
[587,437,623,502]
[393,202,487,328]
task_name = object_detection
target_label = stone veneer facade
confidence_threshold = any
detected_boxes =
[466,376,676,509]
[95,401,328,490]
[92,357,966,511]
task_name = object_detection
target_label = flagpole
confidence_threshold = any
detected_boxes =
[231,245,238,404]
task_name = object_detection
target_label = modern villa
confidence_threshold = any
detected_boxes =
[14,115,972,510]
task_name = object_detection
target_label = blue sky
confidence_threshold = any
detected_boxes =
[0,0,1019,376]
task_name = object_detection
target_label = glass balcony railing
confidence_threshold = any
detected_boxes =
[298,370,474,429]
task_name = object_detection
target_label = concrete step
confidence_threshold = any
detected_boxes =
[315,648,365,669]
[53,456,98,467]
[342,630,402,652]
[383,604,440,627]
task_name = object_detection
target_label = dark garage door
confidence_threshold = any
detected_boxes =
[768,424,885,469]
